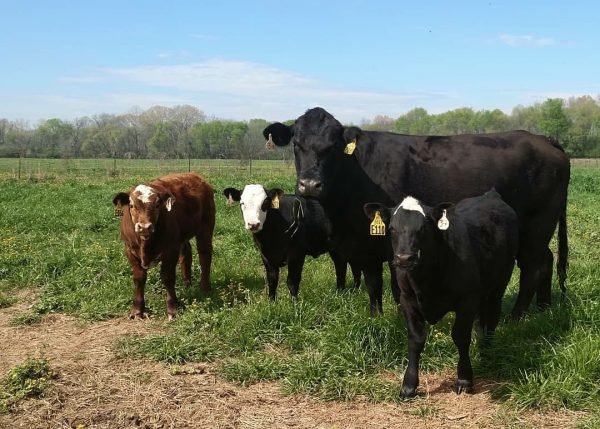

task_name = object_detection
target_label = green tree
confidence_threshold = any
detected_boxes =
[538,98,571,142]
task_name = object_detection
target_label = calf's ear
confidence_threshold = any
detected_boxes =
[113,192,130,206]
[223,188,242,206]
[158,192,176,212]
[263,123,292,147]
[363,203,391,223]
[263,188,284,210]
[432,202,454,230]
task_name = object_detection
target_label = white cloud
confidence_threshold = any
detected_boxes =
[90,59,451,122]
[499,34,557,47]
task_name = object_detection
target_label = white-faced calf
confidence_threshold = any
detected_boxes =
[113,173,215,320]
[364,189,518,397]
[224,184,361,299]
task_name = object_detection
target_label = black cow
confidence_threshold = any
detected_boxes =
[264,107,569,317]
[223,185,361,299]
[364,189,519,396]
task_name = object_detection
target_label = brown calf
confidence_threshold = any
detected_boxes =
[112,173,215,320]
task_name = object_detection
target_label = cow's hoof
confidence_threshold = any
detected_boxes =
[455,379,474,394]
[401,385,417,399]
[167,313,176,322]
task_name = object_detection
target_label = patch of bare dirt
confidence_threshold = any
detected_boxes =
[0,292,584,429]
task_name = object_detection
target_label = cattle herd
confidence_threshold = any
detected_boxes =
[113,107,570,397]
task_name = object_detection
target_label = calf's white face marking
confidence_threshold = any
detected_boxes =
[134,184,155,203]
[396,196,425,217]
[240,184,268,232]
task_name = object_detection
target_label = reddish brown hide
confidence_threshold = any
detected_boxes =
[113,173,215,320]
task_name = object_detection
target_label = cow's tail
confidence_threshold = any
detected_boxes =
[557,205,568,303]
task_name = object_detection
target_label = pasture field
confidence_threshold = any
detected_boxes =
[0,159,599,427]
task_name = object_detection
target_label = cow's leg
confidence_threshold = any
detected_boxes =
[452,307,476,394]
[399,286,426,398]
[481,260,515,346]
[350,261,362,289]
[195,233,213,293]
[262,256,279,301]
[512,247,552,318]
[126,250,147,319]
[161,257,179,321]
[287,255,305,298]
[513,210,560,317]
[179,241,192,288]
[329,251,347,290]
[363,261,383,316]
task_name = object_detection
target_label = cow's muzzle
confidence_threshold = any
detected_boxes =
[298,178,322,197]
[135,222,154,240]
[393,253,418,269]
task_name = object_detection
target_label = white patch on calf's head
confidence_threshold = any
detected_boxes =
[134,184,155,203]
[239,184,268,232]
[396,196,425,217]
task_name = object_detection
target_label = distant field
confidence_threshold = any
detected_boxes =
[0,159,598,424]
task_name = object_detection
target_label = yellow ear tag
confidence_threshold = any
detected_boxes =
[114,202,124,217]
[266,133,275,151]
[344,139,357,155]
[271,194,280,209]
[370,211,386,236]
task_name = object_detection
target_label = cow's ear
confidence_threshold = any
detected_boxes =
[263,188,284,210]
[157,192,176,212]
[432,202,454,230]
[343,127,363,144]
[113,192,130,207]
[263,123,292,147]
[223,188,241,206]
[363,203,390,223]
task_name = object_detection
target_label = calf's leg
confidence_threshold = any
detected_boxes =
[350,261,362,289]
[262,256,280,300]
[195,233,213,293]
[399,288,427,398]
[179,241,192,288]
[126,250,148,319]
[452,308,476,394]
[161,257,179,321]
[287,255,305,298]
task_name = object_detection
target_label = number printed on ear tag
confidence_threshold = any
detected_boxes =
[114,202,124,217]
[370,211,386,236]
[344,139,357,155]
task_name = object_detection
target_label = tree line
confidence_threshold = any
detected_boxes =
[1,96,599,159]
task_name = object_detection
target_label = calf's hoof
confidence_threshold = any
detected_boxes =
[455,379,474,394]
[167,313,176,322]
[128,311,148,320]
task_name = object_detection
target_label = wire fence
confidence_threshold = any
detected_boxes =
[0,157,596,182]
[0,158,297,181]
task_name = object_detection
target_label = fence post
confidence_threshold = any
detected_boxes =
[18,156,22,180]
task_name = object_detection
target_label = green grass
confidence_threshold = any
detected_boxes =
[0,357,53,414]
[0,159,598,419]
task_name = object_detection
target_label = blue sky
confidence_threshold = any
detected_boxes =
[1,0,599,124]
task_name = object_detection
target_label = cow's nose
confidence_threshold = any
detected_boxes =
[394,253,417,268]
[246,221,261,231]
[135,222,154,237]
[298,179,322,197]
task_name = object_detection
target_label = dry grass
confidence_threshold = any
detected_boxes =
[0,292,584,429]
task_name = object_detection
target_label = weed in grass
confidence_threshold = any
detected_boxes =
[0,293,15,309]
[0,356,53,413]
[407,404,439,418]
[9,312,43,326]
